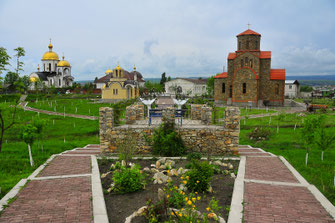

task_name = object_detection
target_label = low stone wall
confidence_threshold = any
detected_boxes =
[100,106,240,155]
[125,104,145,124]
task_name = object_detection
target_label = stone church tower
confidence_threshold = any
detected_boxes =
[214,29,285,106]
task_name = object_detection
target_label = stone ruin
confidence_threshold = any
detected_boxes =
[99,104,240,155]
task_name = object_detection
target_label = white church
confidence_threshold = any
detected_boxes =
[29,40,74,89]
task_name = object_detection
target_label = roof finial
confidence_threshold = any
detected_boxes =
[48,38,53,51]
[134,64,136,70]
[37,64,40,71]
[62,52,65,60]
[247,22,251,29]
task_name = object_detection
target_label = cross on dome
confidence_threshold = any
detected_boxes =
[247,23,251,29]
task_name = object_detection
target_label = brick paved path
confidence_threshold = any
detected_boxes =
[0,145,100,223]
[238,146,335,223]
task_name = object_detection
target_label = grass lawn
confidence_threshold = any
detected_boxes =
[240,112,335,205]
[294,98,335,107]
[0,107,99,200]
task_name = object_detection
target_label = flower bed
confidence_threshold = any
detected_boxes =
[99,158,239,223]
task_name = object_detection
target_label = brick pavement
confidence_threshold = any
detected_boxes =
[0,145,101,223]
[238,145,335,223]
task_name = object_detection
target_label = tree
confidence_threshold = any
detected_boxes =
[21,75,30,90]
[300,115,324,165]
[206,75,215,97]
[276,112,285,134]
[33,118,47,152]
[0,96,20,152]
[300,85,313,92]
[0,47,11,75]
[20,124,38,166]
[4,71,19,92]
[14,47,25,75]
[167,76,171,82]
[160,72,167,86]
[314,119,335,161]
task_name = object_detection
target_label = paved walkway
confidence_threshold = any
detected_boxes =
[237,146,335,223]
[0,145,101,223]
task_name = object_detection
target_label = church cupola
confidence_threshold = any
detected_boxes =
[236,28,261,51]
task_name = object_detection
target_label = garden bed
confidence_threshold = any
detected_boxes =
[99,158,239,223]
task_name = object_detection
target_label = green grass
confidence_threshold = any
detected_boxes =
[294,98,335,106]
[0,107,99,200]
[240,112,335,205]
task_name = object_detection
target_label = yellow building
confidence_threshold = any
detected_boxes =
[102,64,141,100]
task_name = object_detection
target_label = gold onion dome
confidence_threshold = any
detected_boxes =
[57,56,71,67]
[30,76,39,82]
[105,69,113,74]
[42,40,59,60]
[115,64,122,70]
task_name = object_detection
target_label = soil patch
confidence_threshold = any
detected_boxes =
[99,158,239,223]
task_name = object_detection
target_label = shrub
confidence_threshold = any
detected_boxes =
[152,123,186,156]
[167,184,185,209]
[186,152,202,161]
[112,165,146,194]
[248,127,271,141]
[117,129,136,166]
[185,160,213,192]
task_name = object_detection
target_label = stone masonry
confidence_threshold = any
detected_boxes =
[99,106,240,155]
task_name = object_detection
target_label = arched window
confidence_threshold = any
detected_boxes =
[250,59,253,68]
[275,83,280,95]
[246,40,249,49]
[241,59,244,67]
[59,79,61,86]
[245,57,248,66]
[43,64,45,71]
[222,83,225,93]
[49,63,51,71]
[229,85,232,97]
[255,40,258,49]
[243,83,246,94]
[238,41,241,50]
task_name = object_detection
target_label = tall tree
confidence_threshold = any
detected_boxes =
[160,72,167,86]
[20,124,38,166]
[206,75,215,97]
[0,47,11,75]
[4,71,19,92]
[14,47,25,75]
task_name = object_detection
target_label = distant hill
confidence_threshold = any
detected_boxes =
[286,75,335,81]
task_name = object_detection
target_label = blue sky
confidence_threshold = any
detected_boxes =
[1,0,335,80]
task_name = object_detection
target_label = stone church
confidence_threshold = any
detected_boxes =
[214,29,285,106]
[29,40,74,89]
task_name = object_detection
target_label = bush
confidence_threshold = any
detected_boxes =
[152,123,186,156]
[186,152,202,161]
[112,165,146,194]
[248,127,271,141]
[167,184,185,209]
[185,160,213,192]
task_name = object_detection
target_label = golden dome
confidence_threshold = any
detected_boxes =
[30,76,39,82]
[115,64,122,70]
[105,69,113,74]
[57,56,70,67]
[42,39,59,60]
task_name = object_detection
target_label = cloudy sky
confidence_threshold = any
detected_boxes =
[1,0,335,80]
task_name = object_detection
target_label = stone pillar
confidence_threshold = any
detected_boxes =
[201,106,212,125]
[99,107,114,152]
[126,106,136,124]
[162,107,175,126]
[224,107,240,154]
[135,104,144,120]
[191,104,202,120]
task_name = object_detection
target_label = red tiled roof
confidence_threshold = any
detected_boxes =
[270,69,286,80]
[260,51,271,59]
[228,53,236,60]
[237,29,261,37]
[214,72,228,78]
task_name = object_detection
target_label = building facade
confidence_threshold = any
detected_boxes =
[285,80,300,98]
[101,64,143,100]
[214,29,285,106]
[29,40,74,89]
[165,78,207,97]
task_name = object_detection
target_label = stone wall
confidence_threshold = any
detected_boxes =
[100,106,240,155]
[125,104,145,124]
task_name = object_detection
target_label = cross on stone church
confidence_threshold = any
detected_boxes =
[214,28,286,106]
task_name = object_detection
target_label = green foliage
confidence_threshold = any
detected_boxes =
[112,165,146,194]
[186,152,202,161]
[117,130,136,165]
[300,115,324,149]
[13,47,25,75]
[248,127,272,141]
[20,124,38,145]
[0,47,11,75]
[160,72,167,86]
[152,123,186,156]
[167,183,185,209]
[145,81,163,93]
[185,160,213,192]
[300,85,313,92]
[206,75,215,97]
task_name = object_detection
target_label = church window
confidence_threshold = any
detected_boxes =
[238,41,241,50]
[59,79,61,86]
[245,57,248,66]
[275,84,280,95]
[229,85,232,97]
[255,40,258,49]
[241,59,243,67]
[243,83,246,94]
[43,64,45,71]
[250,59,253,68]
[246,40,249,49]
[222,83,225,93]
[49,63,51,71]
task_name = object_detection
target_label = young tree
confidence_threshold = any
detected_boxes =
[14,47,25,75]
[167,76,171,81]
[0,47,11,75]
[20,124,38,166]
[314,121,335,161]
[33,118,47,152]
[300,115,324,166]
[160,72,167,86]
[0,96,20,152]
[276,112,285,134]
[4,71,19,92]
